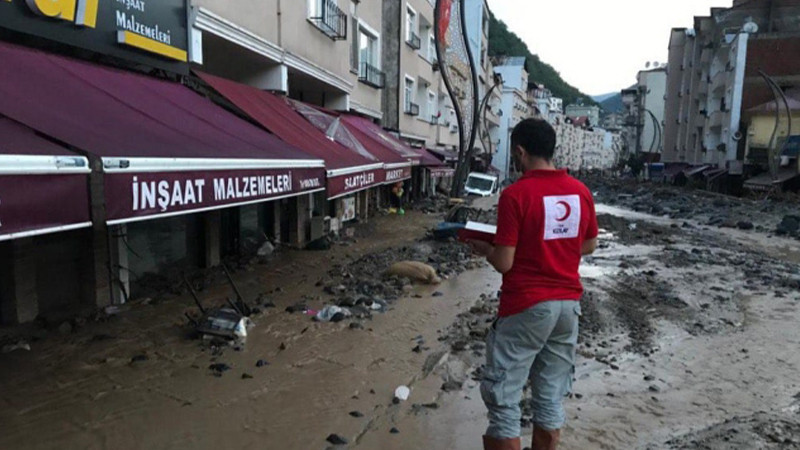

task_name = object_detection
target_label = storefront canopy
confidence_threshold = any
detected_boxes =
[197,72,384,200]
[0,41,325,224]
[0,116,91,240]
[341,115,425,184]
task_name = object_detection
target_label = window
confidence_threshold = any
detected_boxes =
[357,25,385,88]
[404,77,418,115]
[406,7,416,42]
[428,34,437,63]
[428,90,437,123]
[308,0,347,40]
[405,7,420,49]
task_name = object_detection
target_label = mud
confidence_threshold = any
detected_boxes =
[585,175,800,239]
[2,180,800,450]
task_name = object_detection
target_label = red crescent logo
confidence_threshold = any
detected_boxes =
[556,201,571,221]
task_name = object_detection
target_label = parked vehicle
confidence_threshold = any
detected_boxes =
[464,172,499,197]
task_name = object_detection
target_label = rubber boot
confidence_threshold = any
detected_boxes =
[483,435,522,450]
[531,426,560,450]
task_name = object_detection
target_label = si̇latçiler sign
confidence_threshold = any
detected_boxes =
[0,0,189,73]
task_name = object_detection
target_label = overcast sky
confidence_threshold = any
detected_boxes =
[489,0,732,96]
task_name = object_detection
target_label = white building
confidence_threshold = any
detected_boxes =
[492,56,530,181]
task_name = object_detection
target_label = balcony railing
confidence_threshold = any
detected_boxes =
[431,114,439,124]
[309,0,347,41]
[404,102,420,116]
[358,62,385,89]
[406,32,421,50]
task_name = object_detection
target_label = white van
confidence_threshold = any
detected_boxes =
[464,172,499,197]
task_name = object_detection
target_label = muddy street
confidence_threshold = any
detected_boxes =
[1,192,800,450]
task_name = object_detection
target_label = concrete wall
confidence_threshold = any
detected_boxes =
[639,70,667,153]
[193,0,280,44]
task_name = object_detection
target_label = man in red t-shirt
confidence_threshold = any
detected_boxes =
[469,118,598,450]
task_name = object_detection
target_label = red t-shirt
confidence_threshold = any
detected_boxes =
[493,169,598,317]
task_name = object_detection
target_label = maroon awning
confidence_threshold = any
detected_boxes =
[342,115,423,166]
[0,41,325,224]
[196,72,384,200]
[0,116,91,240]
[341,115,425,183]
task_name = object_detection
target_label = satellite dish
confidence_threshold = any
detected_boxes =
[743,22,759,34]
[645,62,651,69]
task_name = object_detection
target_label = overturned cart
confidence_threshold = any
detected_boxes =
[184,265,254,342]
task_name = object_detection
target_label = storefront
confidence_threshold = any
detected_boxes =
[198,72,389,236]
[0,38,325,319]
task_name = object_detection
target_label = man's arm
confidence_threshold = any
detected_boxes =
[470,241,516,274]
[582,237,597,256]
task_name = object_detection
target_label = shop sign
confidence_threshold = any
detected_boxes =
[104,167,326,224]
[0,0,188,72]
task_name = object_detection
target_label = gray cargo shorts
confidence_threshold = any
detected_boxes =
[480,300,581,439]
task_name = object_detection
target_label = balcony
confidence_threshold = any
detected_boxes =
[308,0,347,41]
[404,102,420,116]
[358,62,385,89]
[406,32,421,50]
[431,114,440,124]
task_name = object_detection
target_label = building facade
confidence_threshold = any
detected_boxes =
[565,104,601,128]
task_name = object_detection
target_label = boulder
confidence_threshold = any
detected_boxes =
[384,261,442,285]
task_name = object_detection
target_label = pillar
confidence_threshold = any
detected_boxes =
[0,238,39,324]
[85,155,111,309]
[110,224,130,304]
[203,210,221,268]
[359,190,370,222]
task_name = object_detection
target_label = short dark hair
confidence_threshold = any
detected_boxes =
[511,118,556,160]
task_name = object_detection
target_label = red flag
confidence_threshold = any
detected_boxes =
[437,0,453,45]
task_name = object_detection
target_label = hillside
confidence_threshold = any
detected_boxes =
[599,93,624,114]
[488,14,595,106]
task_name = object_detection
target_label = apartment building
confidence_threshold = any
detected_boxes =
[493,56,532,181]
[663,0,800,187]
[565,104,601,128]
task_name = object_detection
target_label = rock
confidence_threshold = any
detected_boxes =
[209,363,231,373]
[644,375,655,381]
[349,322,364,330]
[451,340,468,352]
[384,261,442,284]
[432,291,444,297]
[390,427,400,434]
[648,385,661,393]
[441,380,464,392]
[777,215,800,235]
[256,359,269,367]
[58,321,73,334]
[241,373,253,379]
[326,434,348,445]
[130,354,148,363]
[737,221,754,230]
[349,411,364,418]
[307,237,332,251]
[257,241,275,257]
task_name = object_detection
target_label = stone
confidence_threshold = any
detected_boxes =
[326,434,348,445]
[58,321,73,334]
[130,354,148,363]
[644,375,655,381]
[441,380,463,392]
[257,241,275,257]
[349,411,364,418]
[390,427,400,434]
[256,359,269,368]
[649,385,661,393]
[737,221,754,231]
[241,373,253,379]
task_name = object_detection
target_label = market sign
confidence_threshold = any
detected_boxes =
[104,167,327,224]
[0,0,188,72]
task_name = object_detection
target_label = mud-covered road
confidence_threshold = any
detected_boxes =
[1,187,800,449]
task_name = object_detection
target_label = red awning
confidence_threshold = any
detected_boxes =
[0,41,325,224]
[341,115,425,183]
[0,116,91,240]
[197,72,384,199]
